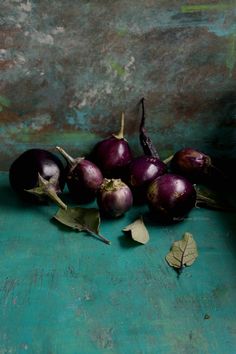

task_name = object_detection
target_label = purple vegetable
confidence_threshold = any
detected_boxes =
[169,148,213,182]
[127,155,167,202]
[56,146,103,204]
[90,113,133,178]
[147,174,196,223]
[139,98,159,158]
[9,148,67,209]
[97,179,133,218]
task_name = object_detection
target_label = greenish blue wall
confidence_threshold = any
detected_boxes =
[1,1,236,169]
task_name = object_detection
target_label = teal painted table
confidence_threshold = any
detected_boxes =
[0,172,236,354]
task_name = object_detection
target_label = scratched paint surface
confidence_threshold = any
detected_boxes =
[1,1,236,169]
[0,172,236,353]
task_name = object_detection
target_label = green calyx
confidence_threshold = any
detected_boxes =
[25,173,67,210]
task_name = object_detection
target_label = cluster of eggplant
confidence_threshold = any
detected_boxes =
[9,98,222,223]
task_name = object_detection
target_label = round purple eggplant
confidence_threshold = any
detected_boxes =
[127,155,167,203]
[97,178,133,218]
[147,173,196,223]
[9,148,67,209]
[56,146,103,204]
[89,113,133,178]
[169,148,212,182]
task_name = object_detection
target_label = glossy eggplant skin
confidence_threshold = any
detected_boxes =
[170,148,211,182]
[66,159,103,204]
[90,136,133,178]
[126,155,167,204]
[97,179,133,218]
[128,156,167,188]
[147,174,196,223]
[9,149,65,201]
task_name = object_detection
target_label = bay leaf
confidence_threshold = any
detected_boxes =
[123,216,149,244]
[166,232,198,269]
[53,206,111,245]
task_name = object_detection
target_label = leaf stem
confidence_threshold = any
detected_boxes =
[85,227,111,245]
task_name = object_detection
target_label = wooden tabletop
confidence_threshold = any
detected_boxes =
[0,172,236,354]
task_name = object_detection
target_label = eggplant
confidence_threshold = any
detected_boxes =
[97,178,133,218]
[89,112,133,178]
[56,146,103,204]
[147,174,196,223]
[9,148,67,209]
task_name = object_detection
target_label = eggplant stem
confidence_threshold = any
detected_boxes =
[25,173,67,210]
[163,155,174,164]
[113,112,125,139]
[56,146,75,166]
[46,188,67,210]
[139,97,159,158]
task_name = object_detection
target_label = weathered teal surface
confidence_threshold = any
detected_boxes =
[1,1,236,169]
[1,172,236,353]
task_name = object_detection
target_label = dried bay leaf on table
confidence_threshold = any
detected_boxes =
[123,216,149,244]
[166,232,198,269]
[53,206,111,245]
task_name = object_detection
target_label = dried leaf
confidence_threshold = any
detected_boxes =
[123,216,149,244]
[53,206,110,245]
[166,232,198,269]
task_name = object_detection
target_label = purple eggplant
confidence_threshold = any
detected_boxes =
[169,148,213,182]
[97,178,133,218]
[147,173,196,223]
[127,155,167,202]
[139,98,159,158]
[89,113,133,178]
[56,146,103,204]
[9,148,67,209]
[125,98,166,202]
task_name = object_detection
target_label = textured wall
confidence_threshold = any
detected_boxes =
[1,1,236,170]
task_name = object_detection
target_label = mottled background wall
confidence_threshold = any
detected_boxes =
[1,0,236,170]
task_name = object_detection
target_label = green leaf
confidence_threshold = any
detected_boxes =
[166,232,198,269]
[123,216,149,244]
[195,185,235,212]
[53,206,111,245]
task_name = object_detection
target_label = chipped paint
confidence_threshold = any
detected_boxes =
[0,96,11,107]
[0,1,236,170]
[30,31,54,45]
[226,34,236,77]
[109,60,126,77]
[181,4,236,13]
[19,0,32,12]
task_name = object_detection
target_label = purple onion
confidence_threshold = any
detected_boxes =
[170,148,212,182]
[127,155,167,202]
[147,174,196,223]
[97,179,133,218]
[89,113,133,178]
[56,146,103,204]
